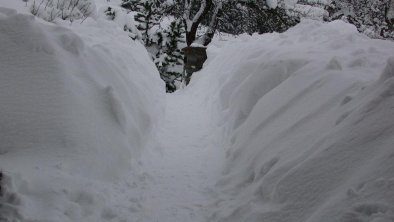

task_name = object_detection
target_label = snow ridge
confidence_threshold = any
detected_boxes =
[0,5,164,222]
[1,2,394,222]
[188,19,394,222]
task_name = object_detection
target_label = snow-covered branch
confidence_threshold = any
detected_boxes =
[196,1,223,46]
[182,0,213,45]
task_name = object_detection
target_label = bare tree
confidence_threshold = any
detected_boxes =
[30,0,94,23]
[387,0,394,22]
[196,1,223,46]
[182,0,213,46]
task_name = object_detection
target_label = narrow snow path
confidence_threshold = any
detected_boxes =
[140,91,224,222]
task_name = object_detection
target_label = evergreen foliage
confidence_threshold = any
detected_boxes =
[133,0,161,46]
[155,20,186,92]
[216,1,299,35]
[325,0,394,39]
[121,0,185,92]
[162,0,299,36]
[119,0,302,92]
[121,0,140,11]
[104,7,116,20]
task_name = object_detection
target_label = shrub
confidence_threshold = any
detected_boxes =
[30,0,96,23]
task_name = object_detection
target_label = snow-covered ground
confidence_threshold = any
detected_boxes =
[1,1,394,222]
[139,92,225,222]
[0,1,165,221]
[190,20,394,222]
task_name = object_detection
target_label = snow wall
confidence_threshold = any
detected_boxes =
[0,6,164,222]
[190,20,394,222]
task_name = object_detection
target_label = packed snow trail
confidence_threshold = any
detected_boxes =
[140,91,225,222]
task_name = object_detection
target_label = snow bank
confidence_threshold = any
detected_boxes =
[0,5,164,222]
[190,20,394,222]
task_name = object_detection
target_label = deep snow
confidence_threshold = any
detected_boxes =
[189,20,394,222]
[0,2,165,221]
[1,1,394,222]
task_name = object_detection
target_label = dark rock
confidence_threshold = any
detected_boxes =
[182,46,208,84]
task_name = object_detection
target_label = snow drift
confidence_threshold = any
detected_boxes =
[0,6,164,222]
[2,1,394,221]
[189,20,394,222]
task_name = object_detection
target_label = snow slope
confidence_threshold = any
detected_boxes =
[1,1,394,222]
[189,20,394,222]
[0,3,164,221]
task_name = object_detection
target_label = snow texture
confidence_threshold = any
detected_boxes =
[188,19,394,222]
[1,1,394,222]
[0,1,164,221]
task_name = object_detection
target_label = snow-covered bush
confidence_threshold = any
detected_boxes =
[121,0,162,45]
[30,0,96,22]
[282,0,393,40]
[133,0,161,46]
[121,0,185,92]
[285,2,328,20]
[155,20,185,92]
[324,0,392,39]
[103,6,116,20]
[98,5,142,41]
[217,1,300,35]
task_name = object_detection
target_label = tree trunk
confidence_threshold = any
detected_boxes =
[199,3,222,46]
[183,0,213,46]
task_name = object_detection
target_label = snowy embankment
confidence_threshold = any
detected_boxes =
[0,4,164,222]
[190,20,394,222]
[1,1,394,221]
